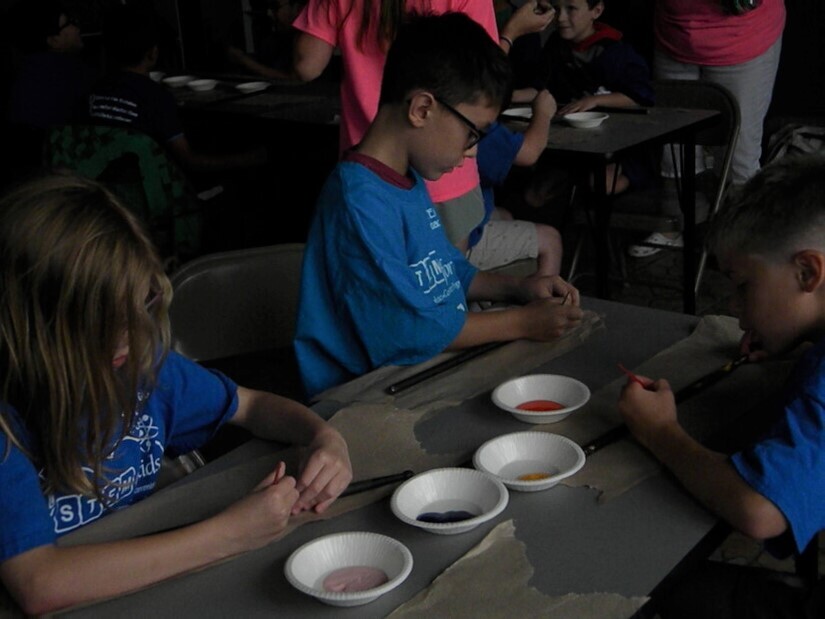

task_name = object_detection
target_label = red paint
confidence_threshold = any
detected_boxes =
[516,399,565,412]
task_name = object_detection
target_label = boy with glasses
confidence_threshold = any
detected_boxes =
[294,12,582,400]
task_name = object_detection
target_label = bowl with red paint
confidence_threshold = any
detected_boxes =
[284,531,413,607]
[491,374,590,424]
[473,431,586,492]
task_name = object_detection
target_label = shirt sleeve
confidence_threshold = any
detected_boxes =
[0,435,57,561]
[730,350,825,555]
[292,0,344,46]
[148,352,239,457]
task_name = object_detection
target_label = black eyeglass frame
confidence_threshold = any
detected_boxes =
[433,96,487,149]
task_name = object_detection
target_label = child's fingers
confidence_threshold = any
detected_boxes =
[252,461,287,491]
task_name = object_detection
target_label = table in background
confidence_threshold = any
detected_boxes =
[508,107,719,314]
[54,297,728,618]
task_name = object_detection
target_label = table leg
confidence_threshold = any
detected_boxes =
[680,138,697,314]
[592,160,611,299]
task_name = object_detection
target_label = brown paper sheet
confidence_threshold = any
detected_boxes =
[387,520,648,619]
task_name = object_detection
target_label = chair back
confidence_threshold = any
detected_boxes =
[653,79,741,198]
[168,244,305,362]
[42,124,201,261]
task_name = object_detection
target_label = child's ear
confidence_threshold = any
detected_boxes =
[592,1,605,19]
[794,250,825,292]
[408,92,435,128]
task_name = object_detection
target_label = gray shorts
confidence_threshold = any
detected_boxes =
[433,185,485,246]
[465,220,538,271]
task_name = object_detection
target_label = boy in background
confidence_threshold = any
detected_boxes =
[618,154,825,618]
[294,12,582,400]
[521,0,655,220]
[469,88,563,277]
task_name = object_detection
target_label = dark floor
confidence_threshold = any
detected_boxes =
[561,226,735,318]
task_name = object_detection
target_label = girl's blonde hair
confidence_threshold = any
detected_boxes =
[0,173,172,500]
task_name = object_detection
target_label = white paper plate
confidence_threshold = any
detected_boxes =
[473,431,586,492]
[285,531,413,607]
[390,467,508,535]
[563,111,609,128]
[491,374,590,424]
[236,81,270,94]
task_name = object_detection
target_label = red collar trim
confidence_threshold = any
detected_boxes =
[343,151,414,189]
[572,22,622,52]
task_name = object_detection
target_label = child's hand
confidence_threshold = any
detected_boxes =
[219,463,299,552]
[617,378,678,450]
[502,1,556,39]
[558,96,599,115]
[521,274,580,306]
[293,428,353,515]
[520,297,583,340]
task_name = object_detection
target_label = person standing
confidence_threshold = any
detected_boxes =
[629,0,786,257]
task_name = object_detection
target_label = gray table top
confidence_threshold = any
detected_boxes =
[57,298,718,618]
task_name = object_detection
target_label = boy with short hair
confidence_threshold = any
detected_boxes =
[521,0,655,212]
[294,12,583,400]
[617,154,825,618]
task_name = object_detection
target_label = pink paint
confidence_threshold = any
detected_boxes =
[322,566,389,592]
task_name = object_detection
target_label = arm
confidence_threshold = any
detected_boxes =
[618,379,788,540]
[292,32,334,82]
[514,89,555,166]
[447,272,582,349]
[165,135,268,174]
[0,467,299,615]
[231,387,352,514]
[558,92,637,115]
[226,44,293,80]
[499,1,556,52]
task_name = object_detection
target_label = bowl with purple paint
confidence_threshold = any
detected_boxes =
[284,531,413,607]
[390,467,509,535]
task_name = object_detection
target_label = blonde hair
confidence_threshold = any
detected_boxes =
[0,173,171,501]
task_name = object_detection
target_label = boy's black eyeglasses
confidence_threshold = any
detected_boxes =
[434,97,487,149]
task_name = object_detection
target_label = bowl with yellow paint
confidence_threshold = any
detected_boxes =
[473,431,586,492]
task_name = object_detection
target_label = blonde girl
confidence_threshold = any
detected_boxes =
[0,174,351,614]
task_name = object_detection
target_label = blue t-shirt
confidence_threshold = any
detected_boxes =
[294,161,477,399]
[731,338,825,556]
[86,71,184,144]
[0,352,238,562]
[470,121,525,248]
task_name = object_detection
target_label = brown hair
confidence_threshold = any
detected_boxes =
[0,173,171,501]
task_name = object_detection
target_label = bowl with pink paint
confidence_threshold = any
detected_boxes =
[284,531,413,607]
[491,374,590,424]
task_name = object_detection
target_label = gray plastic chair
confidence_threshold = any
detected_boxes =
[157,244,305,484]
[168,243,305,361]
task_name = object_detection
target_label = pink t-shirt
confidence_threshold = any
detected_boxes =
[293,0,499,202]
[654,0,785,66]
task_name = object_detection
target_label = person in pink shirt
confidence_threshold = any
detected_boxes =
[292,0,555,251]
[629,0,786,258]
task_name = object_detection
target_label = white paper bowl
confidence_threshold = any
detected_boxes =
[284,531,413,607]
[162,75,195,88]
[473,431,586,492]
[491,374,590,424]
[149,71,166,82]
[390,467,508,535]
[563,111,608,128]
[503,106,532,120]
[236,81,269,94]
[187,78,217,92]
